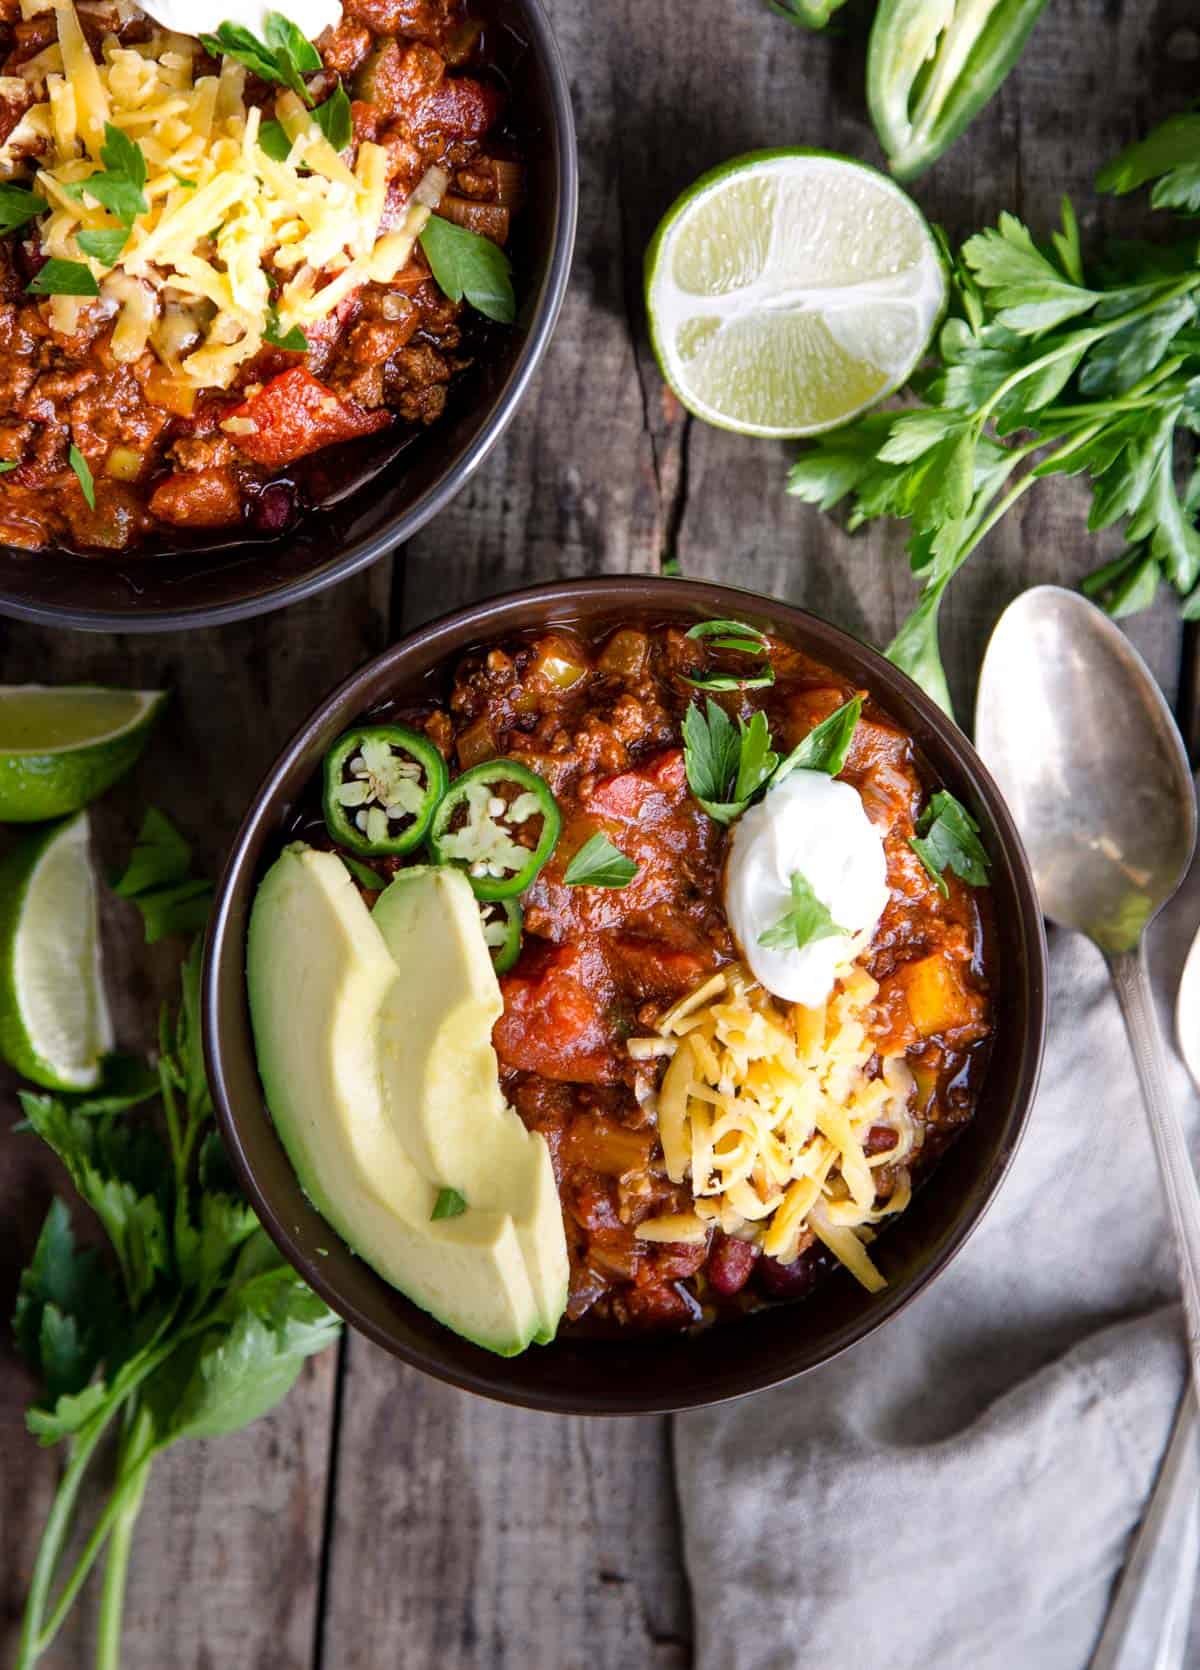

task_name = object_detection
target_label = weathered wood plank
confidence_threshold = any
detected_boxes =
[0,569,390,1670]
[322,1345,689,1670]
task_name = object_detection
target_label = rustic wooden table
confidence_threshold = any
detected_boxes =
[2,1,1195,1665]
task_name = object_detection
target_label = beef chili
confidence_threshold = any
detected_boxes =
[297,616,997,1335]
[0,0,519,553]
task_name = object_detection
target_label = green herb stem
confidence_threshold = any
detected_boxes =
[94,1405,155,1670]
[15,1309,194,1666]
[36,1407,157,1657]
[95,1450,150,1670]
[973,276,1200,431]
[16,1425,112,1670]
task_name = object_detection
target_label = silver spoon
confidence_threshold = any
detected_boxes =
[975,585,1200,1384]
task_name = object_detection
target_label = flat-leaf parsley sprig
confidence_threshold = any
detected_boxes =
[788,118,1200,715]
[682,689,861,823]
[13,901,338,1668]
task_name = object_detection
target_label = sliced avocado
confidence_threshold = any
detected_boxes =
[246,844,541,1357]
[372,866,569,1343]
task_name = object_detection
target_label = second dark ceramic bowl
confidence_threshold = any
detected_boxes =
[0,0,576,634]
[204,577,1048,1414]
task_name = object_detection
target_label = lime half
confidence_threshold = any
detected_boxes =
[645,149,946,438]
[0,812,112,1091]
[0,686,166,823]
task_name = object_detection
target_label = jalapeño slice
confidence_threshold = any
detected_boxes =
[480,897,522,974]
[323,724,448,857]
[428,759,560,900]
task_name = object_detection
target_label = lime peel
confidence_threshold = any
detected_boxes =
[0,812,113,1092]
[0,686,166,823]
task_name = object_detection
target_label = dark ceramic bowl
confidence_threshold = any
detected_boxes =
[204,577,1047,1414]
[0,0,576,634]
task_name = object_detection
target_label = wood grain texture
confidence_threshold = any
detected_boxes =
[320,1342,689,1670]
[4,1,1198,1667]
[0,573,389,1670]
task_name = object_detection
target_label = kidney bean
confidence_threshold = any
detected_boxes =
[706,1231,759,1297]
[756,1248,822,1302]
[864,1124,899,1157]
[250,482,297,536]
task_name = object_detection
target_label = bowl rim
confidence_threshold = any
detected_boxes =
[0,0,579,636]
[203,575,1049,1414]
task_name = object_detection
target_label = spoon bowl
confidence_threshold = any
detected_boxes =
[975,586,1196,954]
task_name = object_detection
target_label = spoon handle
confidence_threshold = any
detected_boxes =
[1110,946,1200,1385]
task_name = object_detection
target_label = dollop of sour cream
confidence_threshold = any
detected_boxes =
[724,771,889,1007]
[140,0,342,45]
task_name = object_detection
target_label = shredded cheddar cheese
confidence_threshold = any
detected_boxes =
[630,963,918,1292]
[8,1,438,388]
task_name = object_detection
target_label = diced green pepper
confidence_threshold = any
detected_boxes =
[322,724,448,857]
[867,0,1049,181]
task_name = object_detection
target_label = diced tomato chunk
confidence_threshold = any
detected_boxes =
[586,749,686,820]
[227,368,390,469]
[495,944,623,1084]
[607,935,712,1002]
[147,468,242,528]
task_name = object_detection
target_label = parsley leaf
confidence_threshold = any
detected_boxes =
[418,214,515,324]
[14,1199,120,1404]
[62,123,148,225]
[563,832,639,888]
[682,667,775,691]
[681,698,744,821]
[1097,113,1200,213]
[681,617,775,690]
[685,618,769,651]
[257,118,294,162]
[0,181,43,235]
[27,259,99,297]
[732,709,778,801]
[909,790,991,898]
[757,869,847,951]
[76,227,129,265]
[257,119,294,162]
[13,935,341,1656]
[771,696,862,783]
[201,13,319,106]
[787,163,1200,714]
[0,460,17,474]
[68,445,95,509]
[111,808,213,942]
[263,306,308,351]
[432,1187,468,1220]
[313,83,352,152]
[682,701,780,822]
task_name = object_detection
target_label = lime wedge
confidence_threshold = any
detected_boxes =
[0,686,166,823]
[0,812,112,1091]
[645,149,946,437]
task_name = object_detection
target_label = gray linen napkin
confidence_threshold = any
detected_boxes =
[676,872,1200,1670]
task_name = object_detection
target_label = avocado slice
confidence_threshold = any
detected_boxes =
[246,844,542,1357]
[371,866,569,1344]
